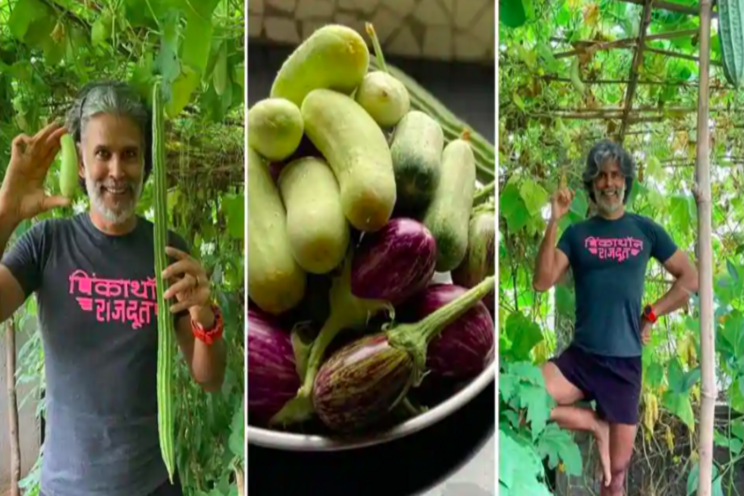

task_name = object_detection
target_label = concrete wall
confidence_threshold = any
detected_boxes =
[0,325,41,493]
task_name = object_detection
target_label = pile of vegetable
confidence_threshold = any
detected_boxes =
[247,23,496,436]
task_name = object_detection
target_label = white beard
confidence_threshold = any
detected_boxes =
[594,185,625,215]
[84,165,143,225]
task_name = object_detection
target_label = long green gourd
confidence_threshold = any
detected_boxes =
[152,81,176,482]
[718,0,744,87]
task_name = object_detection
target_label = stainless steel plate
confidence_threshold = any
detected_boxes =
[247,358,496,452]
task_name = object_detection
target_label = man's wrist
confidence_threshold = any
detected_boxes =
[191,304,224,345]
[642,303,658,324]
[0,199,20,229]
[190,305,215,329]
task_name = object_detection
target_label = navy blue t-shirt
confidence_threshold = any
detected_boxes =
[1,213,188,496]
[557,212,678,357]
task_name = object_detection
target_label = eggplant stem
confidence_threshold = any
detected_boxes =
[387,276,495,385]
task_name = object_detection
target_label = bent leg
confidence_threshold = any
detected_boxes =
[599,423,637,496]
[542,361,612,485]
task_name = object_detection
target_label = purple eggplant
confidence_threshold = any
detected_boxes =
[270,221,437,426]
[313,333,413,432]
[247,309,300,424]
[312,276,495,433]
[351,218,437,305]
[407,284,494,379]
[451,206,495,316]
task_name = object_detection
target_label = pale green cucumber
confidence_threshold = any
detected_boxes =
[355,71,410,128]
[248,146,307,314]
[278,157,350,274]
[248,98,304,161]
[301,88,396,233]
[271,24,369,107]
[389,110,443,213]
[423,134,476,272]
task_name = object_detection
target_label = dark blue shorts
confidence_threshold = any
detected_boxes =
[549,344,642,425]
[40,473,182,496]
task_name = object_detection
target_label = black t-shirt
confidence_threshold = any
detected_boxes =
[1,213,188,496]
[557,212,678,357]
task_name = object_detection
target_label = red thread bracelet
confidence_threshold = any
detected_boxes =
[191,304,224,345]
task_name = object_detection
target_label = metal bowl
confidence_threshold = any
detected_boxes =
[247,358,495,452]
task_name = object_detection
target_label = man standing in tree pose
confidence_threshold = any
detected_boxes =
[532,140,698,495]
[0,82,226,496]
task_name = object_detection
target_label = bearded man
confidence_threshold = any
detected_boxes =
[0,81,226,496]
[532,140,698,495]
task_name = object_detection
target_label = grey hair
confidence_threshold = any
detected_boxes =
[64,81,153,194]
[582,139,635,204]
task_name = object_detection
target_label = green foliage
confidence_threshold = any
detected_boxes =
[500,1,744,493]
[1,0,245,494]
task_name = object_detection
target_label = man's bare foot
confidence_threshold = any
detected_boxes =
[594,419,612,487]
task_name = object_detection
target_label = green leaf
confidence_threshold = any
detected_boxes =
[228,402,244,458]
[536,43,560,72]
[667,357,685,393]
[536,423,583,476]
[505,312,543,361]
[670,194,696,230]
[727,259,740,283]
[645,361,665,390]
[500,372,519,403]
[499,427,552,496]
[221,193,244,240]
[181,11,215,75]
[662,390,695,431]
[501,182,531,232]
[732,419,744,440]
[730,376,744,414]
[513,91,526,111]
[9,0,49,42]
[155,10,182,87]
[520,384,551,440]
[508,361,546,386]
[681,366,701,392]
[500,0,531,29]
[569,189,588,218]
[91,14,113,46]
[714,429,743,455]
[165,65,202,118]
[520,179,549,216]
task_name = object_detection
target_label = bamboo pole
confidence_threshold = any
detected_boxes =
[695,0,716,494]
[235,465,245,496]
[5,319,20,496]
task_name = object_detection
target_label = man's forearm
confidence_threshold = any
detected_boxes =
[191,337,227,392]
[533,218,559,290]
[0,205,19,262]
[189,305,227,391]
[652,274,697,318]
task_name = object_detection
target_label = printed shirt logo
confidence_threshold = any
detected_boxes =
[68,270,157,329]
[584,236,644,262]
